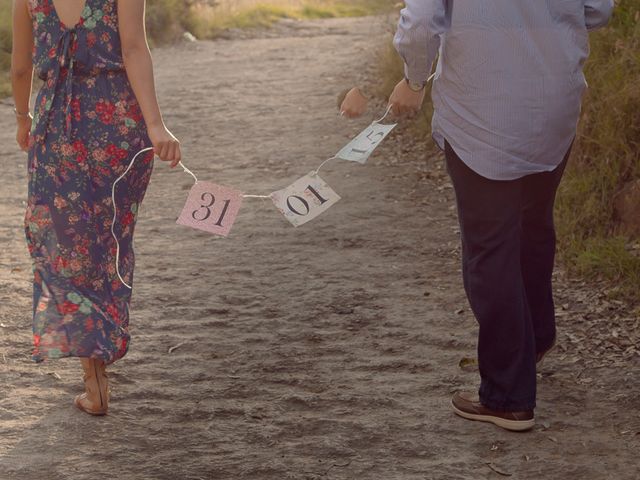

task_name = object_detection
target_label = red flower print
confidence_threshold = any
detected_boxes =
[87,32,97,48]
[122,211,134,226]
[27,4,149,364]
[71,99,81,121]
[73,139,88,163]
[57,301,79,315]
[106,304,119,321]
[96,100,116,124]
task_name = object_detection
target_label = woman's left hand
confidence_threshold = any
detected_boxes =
[16,116,32,152]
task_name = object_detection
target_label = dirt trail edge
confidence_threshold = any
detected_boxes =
[1,17,638,480]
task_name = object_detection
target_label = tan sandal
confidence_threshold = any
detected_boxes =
[74,358,109,416]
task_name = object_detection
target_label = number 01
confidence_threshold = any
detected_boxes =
[286,185,329,216]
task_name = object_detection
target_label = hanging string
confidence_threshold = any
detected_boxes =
[112,149,203,289]
[243,194,272,199]
[374,104,394,124]
[314,156,338,176]
[111,147,153,290]
[179,161,198,183]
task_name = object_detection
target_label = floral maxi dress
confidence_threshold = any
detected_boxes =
[26,0,154,364]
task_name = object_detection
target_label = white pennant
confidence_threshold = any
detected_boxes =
[271,172,341,227]
[336,121,397,164]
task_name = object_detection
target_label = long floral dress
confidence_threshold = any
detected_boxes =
[26,0,154,364]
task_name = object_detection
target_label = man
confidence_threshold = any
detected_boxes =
[388,0,614,431]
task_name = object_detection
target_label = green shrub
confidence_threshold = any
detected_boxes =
[555,0,640,298]
[374,1,640,299]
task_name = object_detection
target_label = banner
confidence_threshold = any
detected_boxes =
[112,109,399,289]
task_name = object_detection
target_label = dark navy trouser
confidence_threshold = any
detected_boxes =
[445,141,570,411]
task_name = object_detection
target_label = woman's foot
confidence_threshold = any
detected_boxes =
[74,358,109,416]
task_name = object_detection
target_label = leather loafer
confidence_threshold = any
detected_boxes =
[451,391,534,431]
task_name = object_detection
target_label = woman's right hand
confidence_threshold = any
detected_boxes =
[148,123,182,168]
[16,116,32,152]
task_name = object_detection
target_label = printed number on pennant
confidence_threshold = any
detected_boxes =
[336,122,396,164]
[177,182,243,237]
[272,173,340,227]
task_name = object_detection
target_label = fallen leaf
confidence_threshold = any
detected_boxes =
[458,357,478,371]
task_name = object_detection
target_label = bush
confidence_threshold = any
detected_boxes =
[555,0,640,298]
[374,1,640,299]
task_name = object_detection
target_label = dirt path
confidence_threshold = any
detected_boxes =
[0,16,638,480]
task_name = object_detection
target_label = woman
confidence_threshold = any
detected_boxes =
[11,0,181,415]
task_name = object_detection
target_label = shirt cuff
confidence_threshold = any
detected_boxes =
[404,63,431,85]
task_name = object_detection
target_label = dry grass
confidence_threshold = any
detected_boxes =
[184,0,394,39]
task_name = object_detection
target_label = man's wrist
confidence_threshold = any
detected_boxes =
[405,78,426,92]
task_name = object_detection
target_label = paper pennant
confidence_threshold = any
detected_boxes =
[271,173,341,227]
[177,181,244,237]
[336,122,397,164]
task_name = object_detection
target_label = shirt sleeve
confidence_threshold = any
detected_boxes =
[393,0,452,84]
[585,0,614,31]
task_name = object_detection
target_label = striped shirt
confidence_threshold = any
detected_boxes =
[393,0,614,180]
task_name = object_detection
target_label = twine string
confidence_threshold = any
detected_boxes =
[111,147,153,290]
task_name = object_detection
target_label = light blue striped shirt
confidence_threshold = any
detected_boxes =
[394,0,614,180]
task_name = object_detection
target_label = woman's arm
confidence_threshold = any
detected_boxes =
[117,0,181,166]
[11,0,34,151]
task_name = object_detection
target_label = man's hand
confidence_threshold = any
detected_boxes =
[389,79,425,118]
[339,87,369,119]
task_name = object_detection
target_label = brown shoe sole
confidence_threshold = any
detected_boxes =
[451,400,535,432]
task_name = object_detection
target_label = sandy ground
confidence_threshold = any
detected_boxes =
[1,16,639,480]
